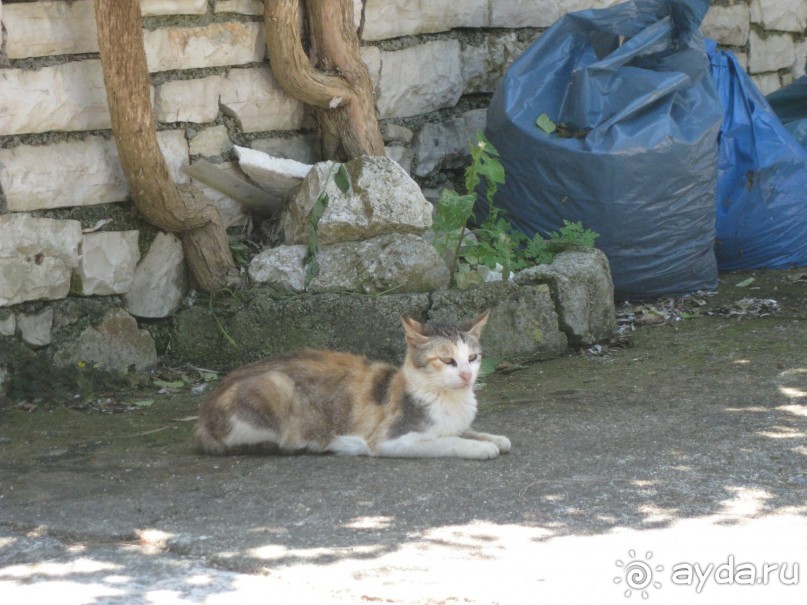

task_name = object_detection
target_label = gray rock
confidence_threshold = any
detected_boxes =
[0,314,16,337]
[53,308,157,372]
[0,214,83,307]
[234,145,311,199]
[73,231,141,296]
[413,109,487,177]
[516,248,616,346]
[282,156,433,245]
[249,234,450,295]
[429,282,568,361]
[18,308,54,348]
[126,233,188,319]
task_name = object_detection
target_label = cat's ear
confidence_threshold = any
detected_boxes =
[401,315,430,349]
[462,309,491,340]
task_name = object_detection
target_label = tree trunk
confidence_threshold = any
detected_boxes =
[264,0,385,160]
[95,0,237,292]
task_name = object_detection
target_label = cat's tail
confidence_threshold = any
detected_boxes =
[194,419,227,455]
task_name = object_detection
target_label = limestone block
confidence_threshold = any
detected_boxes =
[0,60,109,136]
[190,162,249,228]
[282,156,433,245]
[0,314,15,337]
[749,31,796,74]
[0,215,83,307]
[18,308,54,348]
[2,0,98,59]
[361,45,382,90]
[793,40,807,78]
[141,0,208,16]
[220,67,305,132]
[249,234,451,295]
[385,145,413,175]
[516,249,616,346]
[53,308,157,372]
[73,231,141,296]
[189,125,233,156]
[0,137,128,211]
[751,0,807,34]
[703,4,751,47]
[429,282,568,361]
[376,40,463,119]
[144,22,265,72]
[215,0,263,16]
[154,75,223,123]
[234,145,311,198]
[362,0,488,40]
[413,109,487,177]
[382,123,414,144]
[752,73,782,96]
[461,33,526,95]
[156,130,191,185]
[126,232,188,319]
[250,134,322,164]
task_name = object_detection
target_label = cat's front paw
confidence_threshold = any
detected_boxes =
[460,440,500,460]
[490,434,511,454]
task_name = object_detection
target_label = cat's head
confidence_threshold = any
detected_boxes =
[400,311,490,390]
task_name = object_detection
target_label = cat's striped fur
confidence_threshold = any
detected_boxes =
[195,311,510,459]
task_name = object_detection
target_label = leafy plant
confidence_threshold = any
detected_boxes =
[303,164,350,289]
[432,132,599,286]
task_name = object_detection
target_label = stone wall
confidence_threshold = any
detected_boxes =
[0,0,804,380]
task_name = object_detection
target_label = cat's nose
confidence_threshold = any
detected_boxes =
[459,370,473,384]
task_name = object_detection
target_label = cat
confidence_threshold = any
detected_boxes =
[195,310,511,459]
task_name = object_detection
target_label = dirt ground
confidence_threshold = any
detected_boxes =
[1,268,806,604]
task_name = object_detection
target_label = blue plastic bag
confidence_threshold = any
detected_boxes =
[485,0,722,299]
[708,41,807,270]
[767,71,807,149]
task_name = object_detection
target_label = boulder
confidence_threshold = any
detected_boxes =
[249,233,451,295]
[126,233,188,319]
[282,156,433,245]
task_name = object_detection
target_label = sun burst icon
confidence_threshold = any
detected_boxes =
[614,549,663,599]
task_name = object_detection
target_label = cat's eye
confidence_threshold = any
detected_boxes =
[440,357,457,367]
[468,354,479,362]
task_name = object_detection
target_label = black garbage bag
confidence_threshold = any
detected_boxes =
[484,0,722,299]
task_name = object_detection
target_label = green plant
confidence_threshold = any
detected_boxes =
[432,132,600,286]
[303,163,351,289]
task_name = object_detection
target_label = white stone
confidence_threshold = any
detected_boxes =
[154,75,223,123]
[385,145,413,175]
[0,60,109,136]
[156,130,191,185]
[144,22,265,73]
[53,308,157,372]
[382,123,414,144]
[0,314,15,337]
[0,137,127,212]
[362,0,488,41]
[141,0,208,16]
[703,4,751,47]
[249,234,451,295]
[376,40,463,119]
[220,67,306,132]
[282,156,433,245]
[250,134,322,164]
[413,109,487,177]
[190,162,249,228]
[360,45,382,90]
[793,40,807,78]
[190,125,233,156]
[3,0,98,59]
[126,232,188,319]
[0,215,83,307]
[461,33,525,95]
[751,73,782,96]
[749,31,796,74]
[73,231,141,296]
[248,245,307,292]
[214,0,263,15]
[234,145,311,198]
[751,0,807,34]
[18,308,54,348]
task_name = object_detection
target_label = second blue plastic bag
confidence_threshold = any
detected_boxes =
[485,0,722,299]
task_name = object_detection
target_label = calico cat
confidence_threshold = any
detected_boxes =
[195,310,510,459]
